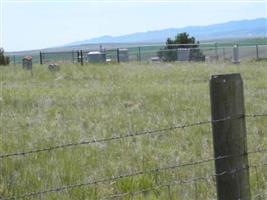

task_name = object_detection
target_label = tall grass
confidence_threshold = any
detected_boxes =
[0,60,266,199]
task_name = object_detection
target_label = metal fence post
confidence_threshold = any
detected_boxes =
[77,51,80,63]
[117,48,120,63]
[222,48,225,60]
[210,73,250,200]
[72,50,75,64]
[256,45,259,60]
[80,50,84,65]
[138,47,141,62]
[215,43,219,60]
[13,55,16,65]
[39,51,43,65]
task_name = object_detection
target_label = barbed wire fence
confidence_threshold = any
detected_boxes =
[1,115,266,200]
[0,74,267,200]
[0,114,266,160]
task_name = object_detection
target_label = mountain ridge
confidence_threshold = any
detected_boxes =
[66,18,267,46]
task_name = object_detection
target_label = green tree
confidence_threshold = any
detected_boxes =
[158,32,205,62]
[0,48,10,65]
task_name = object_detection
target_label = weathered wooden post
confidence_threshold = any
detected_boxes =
[210,73,250,200]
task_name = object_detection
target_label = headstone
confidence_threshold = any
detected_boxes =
[118,48,129,62]
[22,56,32,70]
[177,48,190,61]
[232,45,240,64]
[150,56,160,62]
[205,56,211,62]
[87,51,106,63]
[48,64,60,71]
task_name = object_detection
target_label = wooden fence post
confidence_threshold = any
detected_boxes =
[210,73,250,200]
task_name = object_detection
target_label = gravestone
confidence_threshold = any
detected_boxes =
[232,45,240,64]
[177,48,190,61]
[22,56,32,70]
[87,51,106,63]
[48,64,60,71]
[150,56,160,62]
[118,49,129,62]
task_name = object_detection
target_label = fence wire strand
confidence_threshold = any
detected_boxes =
[1,113,266,159]
[1,113,266,199]
[3,161,267,200]
[0,119,210,159]
[3,47,267,200]
[103,163,267,200]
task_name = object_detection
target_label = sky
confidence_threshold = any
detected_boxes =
[1,0,267,51]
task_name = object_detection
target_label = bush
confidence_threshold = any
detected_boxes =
[0,48,10,65]
[158,32,205,62]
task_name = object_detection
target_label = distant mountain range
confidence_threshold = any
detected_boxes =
[67,18,267,46]
[7,18,267,54]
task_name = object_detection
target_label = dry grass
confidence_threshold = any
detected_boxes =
[0,60,266,199]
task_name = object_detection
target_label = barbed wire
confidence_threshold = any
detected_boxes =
[246,113,267,118]
[1,114,266,199]
[103,162,267,200]
[105,162,265,200]
[0,119,211,159]
[102,175,215,200]
[1,113,266,159]
[2,160,266,200]
[0,141,266,199]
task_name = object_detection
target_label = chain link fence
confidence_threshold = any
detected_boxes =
[6,43,267,66]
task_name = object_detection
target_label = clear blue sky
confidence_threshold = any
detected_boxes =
[1,0,267,51]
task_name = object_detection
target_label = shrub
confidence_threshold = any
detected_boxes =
[158,32,205,62]
[0,48,10,65]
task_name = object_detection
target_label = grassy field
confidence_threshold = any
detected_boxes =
[0,60,267,199]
